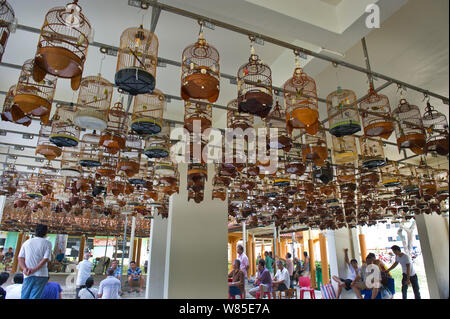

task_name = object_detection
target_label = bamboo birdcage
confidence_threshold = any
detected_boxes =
[117,134,142,178]
[380,161,401,188]
[49,104,80,147]
[284,62,319,132]
[336,163,356,185]
[359,86,394,139]
[359,136,386,169]
[392,98,426,155]
[227,99,253,131]
[131,89,164,135]
[32,0,91,90]
[60,146,81,177]
[332,135,358,165]
[184,100,212,133]
[115,25,158,95]
[36,122,62,161]
[1,85,32,126]
[327,87,361,137]
[237,46,273,118]
[78,133,101,168]
[74,75,113,130]
[302,125,328,166]
[181,30,220,103]
[13,59,57,125]
[422,102,449,155]
[265,100,292,152]
[144,121,170,159]
[0,0,15,62]
[416,159,437,198]
[188,163,207,203]
[99,101,128,155]
[96,152,118,179]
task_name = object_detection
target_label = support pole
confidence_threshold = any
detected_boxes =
[120,214,128,286]
[145,211,153,299]
[359,226,367,262]
[129,216,136,261]
[242,222,246,255]
[78,235,86,262]
[273,223,278,275]
[11,232,24,273]
[231,238,237,262]
[136,238,142,267]
[308,230,316,289]
[319,232,329,285]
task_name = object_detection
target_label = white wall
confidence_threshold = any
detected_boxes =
[148,213,168,299]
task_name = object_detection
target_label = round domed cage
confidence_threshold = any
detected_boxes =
[188,163,207,203]
[181,28,220,103]
[302,125,328,166]
[60,146,82,177]
[336,163,356,185]
[1,85,32,126]
[144,121,170,159]
[131,89,164,135]
[99,101,128,155]
[115,25,158,95]
[13,59,57,125]
[227,99,253,131]
[74,74,113,130]
[96,151,118,179]
[359,85,394,139]
[327,87,361,137]
[380,161,401,188]
[422,101,449,155]
[392,98,426,155]
[265,100,292,152]
[32,0,91,91]
[332,135,358,165]
[284,60,319,133]
[237,46,273,118]
[36,122,62,161]
[416,159,437,198]
[49,104,80,147]
[398,164,419,194]
[184,100,212,133]
[117,134,142,178]
[0,0,15,62]
[78,133,101,168]
[359,136,386,169]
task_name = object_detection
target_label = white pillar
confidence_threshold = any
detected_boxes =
[415,213,449,299]
[147,212,168,299]
[242,221,246,254]
[0,196,5,222]
[163,163,228,298]
[129,216,136,262]
[350,227,361,262]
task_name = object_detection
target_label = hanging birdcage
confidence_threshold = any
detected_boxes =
[13,59,57,125]
[336,163,356,185]
[327,87,361,137]
[117,134,142,178]
[284,60,319,132]
[143,121,170,159]
[36,122,62,161]
[96,152,118,179]
[49,104,80,147]
[74,75,113,130]
[1,85,32,126]
[0,0,15,62]
[265,100,292,152]
[184,100,212,133]
[359,136,386,169]
[416,158,437,198]
[398,164,419,194]
[181,27,220,103]
[302,125,328,166]
[313,161,333,184]
[60,147,81,177]
[99,101,128,155]
[380,161,401,188]
[115,24,158,95]
[237,46,273,118]
[422,102,449,155]
[32,0,91,90]
[284,148,305,177]
[131,89,164,135]
[359,86,394,139]
[188,163,207,203]
[227,99,253,131]
[392,98,426,155]
[78,133,101,168]
[332,135,358,165]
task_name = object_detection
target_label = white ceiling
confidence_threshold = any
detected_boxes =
[0,0,448,173]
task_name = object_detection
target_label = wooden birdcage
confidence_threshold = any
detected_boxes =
[237,46,273,118]
[392,98,426,155]
[99,101,128,155]
[36,122,62,160]
[416,158,437,198]
[398,164,419,194]
[422,102,449,155]
[184,100,212,133]
[60,146,81,177]
[227,99,253,131]
[117,134,142,178]
[359,85,394,139]
[336,163,356,185]
[131,89,164,135]
[1,85,32,126]
[332,135,358,165]
[181,30,220,103]
[96,152,118,179]
[284,61,319,132]
[0,0,14,62]
[188,163,207,203]
[359,136,386,169]
[144,121,170,159]
[265,100,292,152]
[13,59,57,125]
[32,0,91,90]
[313,161,333,184]
[78,133,101,168]
[115,25,158,95]
[74,75,113,130]
[327,87,361,137]
[380,161,401,188]
[49,104,80,147]
[302,125,328,166]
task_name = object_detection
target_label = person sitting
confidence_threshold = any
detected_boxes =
[249,259,272,299]
[0,272,9,299]
[228,259,245,299]
[351,253,381,299]
[78,276,98,299]
[272,260,290,299]
[127,261,144,293]
[277,253,294,288]
[0,247,4,264]
[5,273,24,299]
[40,277,63,299]
[332,248,360,299]
[110,260,122,280]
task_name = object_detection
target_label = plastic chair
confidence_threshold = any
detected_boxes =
[298,276,315,299]
[229,293,244,299]
[255,291,272,299]
[277,288,297,299]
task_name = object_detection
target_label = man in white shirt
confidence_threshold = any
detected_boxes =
[237,244,249,299]
[98,267,122,299]
[5,273,24,299]
[332,248,360,298]
[18,224,52,299]
[76,252,93,298]
[386,245,420,299]
[272,260,290,299]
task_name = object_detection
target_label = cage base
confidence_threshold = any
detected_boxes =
[426,138,449,156]
[79,159,101,168]
[144,146,169,159]
[362,159,386,169]
[181,73,219,103]
[184,116,211,133]
[273,179,290,187]
[329,122,361,137]
[364,122,394,139]
[291,108,319,126]
[49,134,79,148]
[131,118,161,135]
[13,94,50,117]
[238,91,273,118]
[115,68,155,96]
[60,168,81,177]
[404,185,420,193]
[1,107,32,127]
[34,47,83,80]
[74,113,108,131]
[35,144,61,161]
[128,178,147,185]
[382,180,401,188]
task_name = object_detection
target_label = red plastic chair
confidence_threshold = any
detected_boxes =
[229,293,244,299]
[255,291,272,299]
[298,277,315,299]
